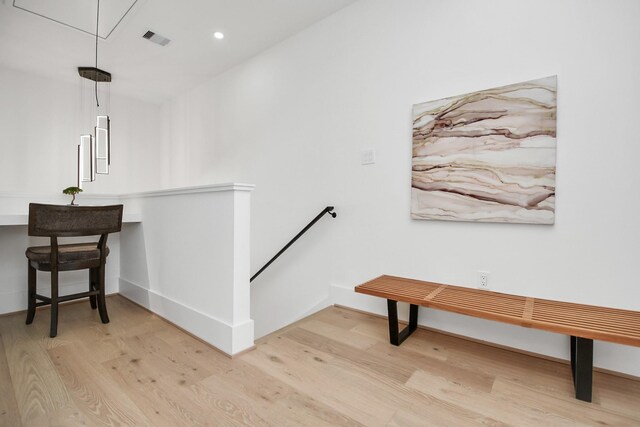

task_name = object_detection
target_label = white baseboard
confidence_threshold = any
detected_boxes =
[300,296,333,319]
[254,294,332,339]
[119,278,254,355]
[330,282,390,317]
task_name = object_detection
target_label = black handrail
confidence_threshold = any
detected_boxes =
[250,206,336,283]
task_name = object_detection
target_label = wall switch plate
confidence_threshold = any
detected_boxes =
[478,270,490,290]
[361,148,376,165]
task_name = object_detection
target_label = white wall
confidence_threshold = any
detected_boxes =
[0,64,163,320]
[0,65,162,194]
[118,184,255,355]
[159,0,640,375]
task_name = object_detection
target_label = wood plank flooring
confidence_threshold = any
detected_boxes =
[0,295,639,426]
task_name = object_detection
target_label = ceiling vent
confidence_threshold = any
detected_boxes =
[143,30,171,46]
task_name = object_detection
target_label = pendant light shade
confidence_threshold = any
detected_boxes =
[77,0,112,188]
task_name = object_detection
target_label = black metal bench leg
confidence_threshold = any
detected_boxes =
[387,300,418,346]
[571,335,593,402]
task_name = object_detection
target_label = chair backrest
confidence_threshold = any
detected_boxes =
[28,203,123,237]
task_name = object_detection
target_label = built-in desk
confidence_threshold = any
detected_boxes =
[0,194,140,318]
[0,214,28,226]
[0,184,255,356]
[0,213,142,226]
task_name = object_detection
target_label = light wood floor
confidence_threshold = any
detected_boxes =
[1,296,639,426]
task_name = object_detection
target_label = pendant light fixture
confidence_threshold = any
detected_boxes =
[77,0,111,188]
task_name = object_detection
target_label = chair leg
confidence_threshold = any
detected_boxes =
[50,270,59,338]
[26,263,36,325]
[89,268,97,309]
[96,265,109,324]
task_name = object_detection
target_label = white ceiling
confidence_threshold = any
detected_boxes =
[13,0,139,39]
[0,0,356,103]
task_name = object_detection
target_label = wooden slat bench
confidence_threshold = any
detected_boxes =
[355,275,640,402]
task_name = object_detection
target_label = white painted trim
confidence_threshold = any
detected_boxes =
[0,183,255,203]
[0,192,122,200]
[299,296,333,322]
[119,183,256,199]
[118,278,254,355]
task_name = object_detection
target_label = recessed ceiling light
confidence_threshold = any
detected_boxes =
[213,32,224,40]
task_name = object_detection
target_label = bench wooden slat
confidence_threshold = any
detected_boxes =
[423,285,446,301]
[355,275,640,347]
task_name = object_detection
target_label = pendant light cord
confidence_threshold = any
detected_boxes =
[95,0,100,107]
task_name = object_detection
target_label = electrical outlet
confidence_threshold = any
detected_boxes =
[360,148,376,165]
[478,271,490,290]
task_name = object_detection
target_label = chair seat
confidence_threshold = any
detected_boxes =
[26,243,109,265]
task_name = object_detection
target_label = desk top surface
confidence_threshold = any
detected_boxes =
[0,213,141,226]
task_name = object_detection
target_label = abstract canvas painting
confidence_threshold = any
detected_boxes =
[411,76,557,224]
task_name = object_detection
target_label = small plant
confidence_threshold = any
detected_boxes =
[62,186,83,205]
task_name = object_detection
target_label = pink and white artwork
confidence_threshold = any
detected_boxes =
[411,76,557,224]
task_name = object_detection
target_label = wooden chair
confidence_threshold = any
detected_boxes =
[25,203,123,337]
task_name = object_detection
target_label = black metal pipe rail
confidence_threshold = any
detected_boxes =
[250,206,336,283]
